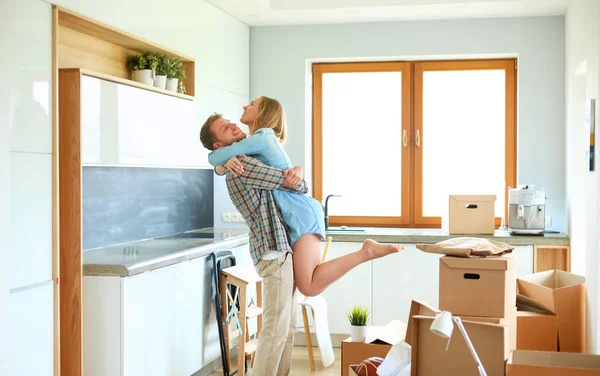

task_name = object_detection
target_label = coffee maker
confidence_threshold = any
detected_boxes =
[508,185,546,235]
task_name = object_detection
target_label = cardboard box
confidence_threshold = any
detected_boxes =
[458,306,517,351]
[443,194,496,234]
[341,320,406,376]
[405,300,440,346]
[506,350,600,376]
[410,315,509,376]
[439,254,517,317]
[517,270,586,352]
[349,366,359,375]
[516,311,558,351]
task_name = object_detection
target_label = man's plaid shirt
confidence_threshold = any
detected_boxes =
[225,156,308,264]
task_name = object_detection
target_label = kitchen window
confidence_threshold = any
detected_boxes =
[312,59,517,228]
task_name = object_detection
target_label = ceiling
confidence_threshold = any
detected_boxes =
[206,0,569,26]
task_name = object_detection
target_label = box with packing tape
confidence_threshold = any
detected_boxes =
[517,270,586,353]
[341,320,406,376]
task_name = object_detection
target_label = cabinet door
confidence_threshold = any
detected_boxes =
[122,264,179,376]
[316,242,372,334]
[8,281,54,376]
[513,245,534,276]
[81,76,205,167]
[372,244,441,326]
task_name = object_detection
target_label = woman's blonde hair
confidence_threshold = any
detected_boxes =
[250,96,287,144]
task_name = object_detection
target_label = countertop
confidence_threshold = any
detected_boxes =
[83,228,249,277]
[324,227,570,246]
[83,226,569,278]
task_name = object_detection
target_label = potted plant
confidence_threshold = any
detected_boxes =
[347,305,369,342]
[127,52,158,86]
[166,57,186,92]
[154,53,169,90]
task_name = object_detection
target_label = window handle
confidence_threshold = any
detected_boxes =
[403,129,408,148]
[416,129,421,148]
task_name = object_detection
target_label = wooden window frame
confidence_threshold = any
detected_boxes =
[312,58,517,228]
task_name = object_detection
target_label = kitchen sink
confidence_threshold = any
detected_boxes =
[326,226,367,232]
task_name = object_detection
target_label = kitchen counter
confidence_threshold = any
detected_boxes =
[83,228,250,277]
[325,227,570,246]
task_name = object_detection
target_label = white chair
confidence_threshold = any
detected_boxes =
[297,237,335,371]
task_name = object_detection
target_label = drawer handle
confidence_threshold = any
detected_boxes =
[466,204,478,209]
[464,273,480,280]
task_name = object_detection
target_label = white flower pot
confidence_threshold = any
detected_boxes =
[133,69,154,86]
[166,78,179,92]
[350,325,367,342]
[154,75,167,90]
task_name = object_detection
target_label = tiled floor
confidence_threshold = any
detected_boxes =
[210,346,341,376]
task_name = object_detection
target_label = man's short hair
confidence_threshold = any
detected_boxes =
[199,113,222,150]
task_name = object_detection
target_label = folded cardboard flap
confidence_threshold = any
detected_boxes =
[516,294,554,314]
[367,320,407,346]
[508,350,600,371]
[406,300,440,346]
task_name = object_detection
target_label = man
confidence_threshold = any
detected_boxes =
[200,113,304,376]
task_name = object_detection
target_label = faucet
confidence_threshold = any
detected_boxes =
[323,194,341,229]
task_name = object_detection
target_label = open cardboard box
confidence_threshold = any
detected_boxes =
[341,320,407,376]
[410,315,509,376]
[516,311,558,351]
[405,300,440,346]
[406,299,516,351]
[517,270,586,352]
[439,254,517,318]
[506,350,600,375]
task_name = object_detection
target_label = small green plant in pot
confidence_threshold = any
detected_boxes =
[166,57,186,92]
[348,305,369,342]
[127,52,158,86]
[153,53,169,90]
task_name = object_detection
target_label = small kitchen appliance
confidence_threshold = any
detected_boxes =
[508,185,546,235]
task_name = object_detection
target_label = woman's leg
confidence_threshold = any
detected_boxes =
[292,235,402,297]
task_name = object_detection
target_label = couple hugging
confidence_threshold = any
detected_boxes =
[199,95,402,375]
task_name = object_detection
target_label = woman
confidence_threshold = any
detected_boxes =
[208,96,402,297]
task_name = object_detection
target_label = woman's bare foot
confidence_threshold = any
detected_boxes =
[361,239,403,261]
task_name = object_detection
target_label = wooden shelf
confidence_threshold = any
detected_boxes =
[56,6,195,98]
[80,68,194,101]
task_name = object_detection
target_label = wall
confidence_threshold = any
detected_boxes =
[565,0,600,354]
[0,0,249,373]
[250,16,566,231]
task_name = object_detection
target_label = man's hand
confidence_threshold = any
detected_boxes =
[283,166,303,188]
[223,156,245,177]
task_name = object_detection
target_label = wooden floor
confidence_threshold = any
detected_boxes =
[209,346,341,376]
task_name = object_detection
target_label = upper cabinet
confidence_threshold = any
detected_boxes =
[81,75,206,167]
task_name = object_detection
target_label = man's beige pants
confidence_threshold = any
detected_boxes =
[251,252,297,376]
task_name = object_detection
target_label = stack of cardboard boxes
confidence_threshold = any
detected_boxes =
[346,195,599,375]
[406,253,517,376]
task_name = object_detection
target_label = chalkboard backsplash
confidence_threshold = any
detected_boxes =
[82,166,213,250]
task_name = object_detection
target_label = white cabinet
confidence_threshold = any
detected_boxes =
[372,244,442,327]
[513,245,534,276]
[9,152,52,289]
[80,75,208,168]
[317,242,373,334]
[84,254,227,376]
[8,281,54,376]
